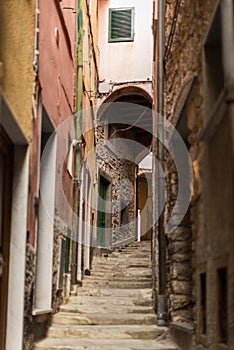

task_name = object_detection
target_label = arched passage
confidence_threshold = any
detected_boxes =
[95,86,153,247]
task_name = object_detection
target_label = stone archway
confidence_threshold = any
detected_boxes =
[95,86,153,247]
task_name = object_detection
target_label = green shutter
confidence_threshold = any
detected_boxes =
[109,8,134,42]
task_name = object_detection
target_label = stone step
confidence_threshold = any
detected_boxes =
[53,312,157,326]
[117,244,151,249]
[88,269,152,280]
[126,244,151,250]
[32,241,180,350]
[92,257,151,263]
[90,268,152,276]
[35,338,177,350]
[81,280,152,289]
[130,241,151,244]
[68,296,153,307]
[110,253,152,261]
[92,263,152,270]
[102,251,151,257]
[48,324,166,340]
[85,275,152,282]
[77,288,152,298]
[60,304,154,314]
[114,250,151,255]
[91,263,152,269]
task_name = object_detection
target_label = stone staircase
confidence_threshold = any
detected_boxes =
[35,240,177,350]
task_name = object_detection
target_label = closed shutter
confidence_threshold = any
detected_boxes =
[109,8,134,42]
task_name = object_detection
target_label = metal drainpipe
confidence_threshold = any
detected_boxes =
[220,0,234,208]
[220,0,234,85]
[33,0,39,74]
[71,0,83,289]
[157,0,168,326]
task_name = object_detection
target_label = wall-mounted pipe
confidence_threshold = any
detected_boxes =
[220,0,234,85]
[33,0,40,73]
[71,0,84,288]
[157,0,168,326]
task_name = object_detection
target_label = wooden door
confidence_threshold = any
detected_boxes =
[0,128,13,350]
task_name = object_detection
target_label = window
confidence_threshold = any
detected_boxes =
[217,267,228,344]
[199,272,207,336]
[121,204,129,226]
[109,8,134,42]
[203,5,224,122]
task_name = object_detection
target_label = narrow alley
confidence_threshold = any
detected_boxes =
[0,0,234,350]
[35,241,177,350]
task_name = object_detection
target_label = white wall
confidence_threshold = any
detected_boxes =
[34,133,57,313]
[6,147,29,350]
[98,0,154,83]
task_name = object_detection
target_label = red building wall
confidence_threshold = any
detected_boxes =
[38,0,77,232]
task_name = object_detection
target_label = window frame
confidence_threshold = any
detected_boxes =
[108,7,135,43]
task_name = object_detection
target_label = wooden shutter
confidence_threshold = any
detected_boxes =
[109,8,134,42]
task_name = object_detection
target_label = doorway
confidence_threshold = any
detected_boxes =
[97,176,111,247]
[0,128,13,350]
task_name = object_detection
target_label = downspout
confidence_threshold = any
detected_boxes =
[220,0,234,86]
[77,165,84,281]
[71,0,83,289]
[76,0,84,283]
[157,0,167,326]
[33,0,39,74]
[220,1,234,183]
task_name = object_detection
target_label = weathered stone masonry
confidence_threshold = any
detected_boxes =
[165,0,234,348]
[96,125,136,246]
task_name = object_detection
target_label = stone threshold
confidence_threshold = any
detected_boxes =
[32,308,53,316]
[170,322,194,334]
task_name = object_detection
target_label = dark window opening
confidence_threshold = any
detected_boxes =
[58,238,66,290]
[217,267,228,344]
[204,6,224,113]
[200,272,207,335]
[120,204,129,226]
[65,234,71,274]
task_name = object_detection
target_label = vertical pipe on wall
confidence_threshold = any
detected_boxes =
[84,174,91,272]
[77,166,84,281]
[71,0,84,289]
[33,0,40,74]
[77,0,84,282]
[220,0,234,85]
[157,0,168,326]
[152,0,158,314]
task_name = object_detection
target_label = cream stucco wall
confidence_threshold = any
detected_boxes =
[0,0,35,141]
[98,0,153,83]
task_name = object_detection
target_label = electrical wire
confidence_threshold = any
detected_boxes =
[164,0,181,63]
[109,107,148,138]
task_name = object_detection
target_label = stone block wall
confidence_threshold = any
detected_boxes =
[165,156,194,324]
[164,0,234,348]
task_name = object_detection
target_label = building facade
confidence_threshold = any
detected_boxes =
[0,1,35,349]
[159,0,234,348]
[23,1,78,349]
[94,0,154,248]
